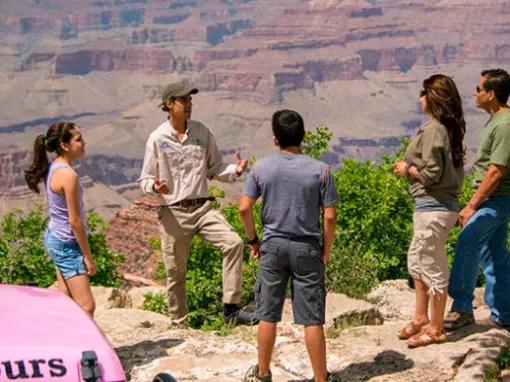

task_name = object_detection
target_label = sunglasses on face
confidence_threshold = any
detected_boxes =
[476,86,485,93]
[419,90,427,97]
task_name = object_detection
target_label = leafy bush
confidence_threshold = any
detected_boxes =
[0,206,53,286]
[302,124,332,159]
[185,237,225,328]
[483,345,510,382]
[497,346,510,369]
[153,261,167,283]
[87,212,124,287]
[0,207,123,287]
[325,244,379,299]
[333,156,413,282]
[142,291,169,315]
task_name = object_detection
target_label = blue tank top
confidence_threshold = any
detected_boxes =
[45,162,87,242]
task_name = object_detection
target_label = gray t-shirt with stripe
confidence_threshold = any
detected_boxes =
[243,152,337,244]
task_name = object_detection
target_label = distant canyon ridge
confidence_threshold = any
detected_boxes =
[0,0,508,219]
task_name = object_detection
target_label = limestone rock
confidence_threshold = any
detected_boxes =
[368,280,489,320]
[367,279,415,319]
[282,292,383,330]
[127,286,167,309]
[93,285,510,382]
[92,286,132,310]
[452,327,510,381]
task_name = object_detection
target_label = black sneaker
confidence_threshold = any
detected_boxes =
[224,308,258,326]
[444,311,475,330]
[243,365,272,382]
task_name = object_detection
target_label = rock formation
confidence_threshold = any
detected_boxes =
[93,281,510,381]
[0,0,505,214]
[105,197,161,278]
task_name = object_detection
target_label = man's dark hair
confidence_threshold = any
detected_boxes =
[161,97,175,113]
[481,68,510,104]
[272,109,305,148]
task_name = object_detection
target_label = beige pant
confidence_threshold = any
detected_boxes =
[408,210,458,295]
[158,201,243,321]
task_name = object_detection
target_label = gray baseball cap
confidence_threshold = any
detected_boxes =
[159,83,198,106]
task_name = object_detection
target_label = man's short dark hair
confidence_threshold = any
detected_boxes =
[272,109,305,148]
[161,97,174,113]
[481,68,510,104]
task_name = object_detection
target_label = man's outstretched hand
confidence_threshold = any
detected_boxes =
[235,151,248,176]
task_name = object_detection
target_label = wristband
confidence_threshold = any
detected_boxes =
[247,236,259,245]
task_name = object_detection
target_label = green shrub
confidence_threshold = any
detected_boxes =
[87,212,124,287]
[325,244,379,299]
[497,346,510,370]
[482,346,510,382]
[333,156,413,282]
[0,207,124,287]
[153,260,166,283]
[302,124,332,159]
[185,236,225,328]
[483,364,499,382]
[0,206,53,286]
[142,291,169,315]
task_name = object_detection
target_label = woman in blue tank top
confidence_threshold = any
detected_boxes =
[25,122,96,318]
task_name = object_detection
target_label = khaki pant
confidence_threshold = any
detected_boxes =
[158,201,243,321]
[408,210,458,294]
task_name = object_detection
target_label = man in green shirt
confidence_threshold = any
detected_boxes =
[445,69,510,330]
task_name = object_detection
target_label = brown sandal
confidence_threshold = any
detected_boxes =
[398,320,427,340]
[407,327,447,348]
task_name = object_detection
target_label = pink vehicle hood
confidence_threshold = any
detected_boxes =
[0,284,126,382]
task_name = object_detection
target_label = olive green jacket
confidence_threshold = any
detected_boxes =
[404,119,463,200]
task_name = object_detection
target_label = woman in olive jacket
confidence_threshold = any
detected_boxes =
[394,74,465,347]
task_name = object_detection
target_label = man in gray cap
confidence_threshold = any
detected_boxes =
[139,82,256,325]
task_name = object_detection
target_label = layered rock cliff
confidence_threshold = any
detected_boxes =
[0,0,505,216]
[105,197,161,277]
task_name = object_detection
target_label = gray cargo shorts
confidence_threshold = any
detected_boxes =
[255,237,326,326]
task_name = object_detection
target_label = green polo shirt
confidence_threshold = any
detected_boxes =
[472,108,510,195]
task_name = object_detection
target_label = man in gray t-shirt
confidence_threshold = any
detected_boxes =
[240,110,337,382]
[243,152,337,244]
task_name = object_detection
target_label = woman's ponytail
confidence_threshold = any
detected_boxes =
[24,133,50,193]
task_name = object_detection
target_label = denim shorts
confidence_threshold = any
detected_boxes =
[255,237,326,325]
[44,229,87,280]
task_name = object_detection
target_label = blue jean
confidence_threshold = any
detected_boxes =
[44,229,87,280]
[448,196,510,325]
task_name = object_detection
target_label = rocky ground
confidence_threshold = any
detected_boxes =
[93,281,510,382]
